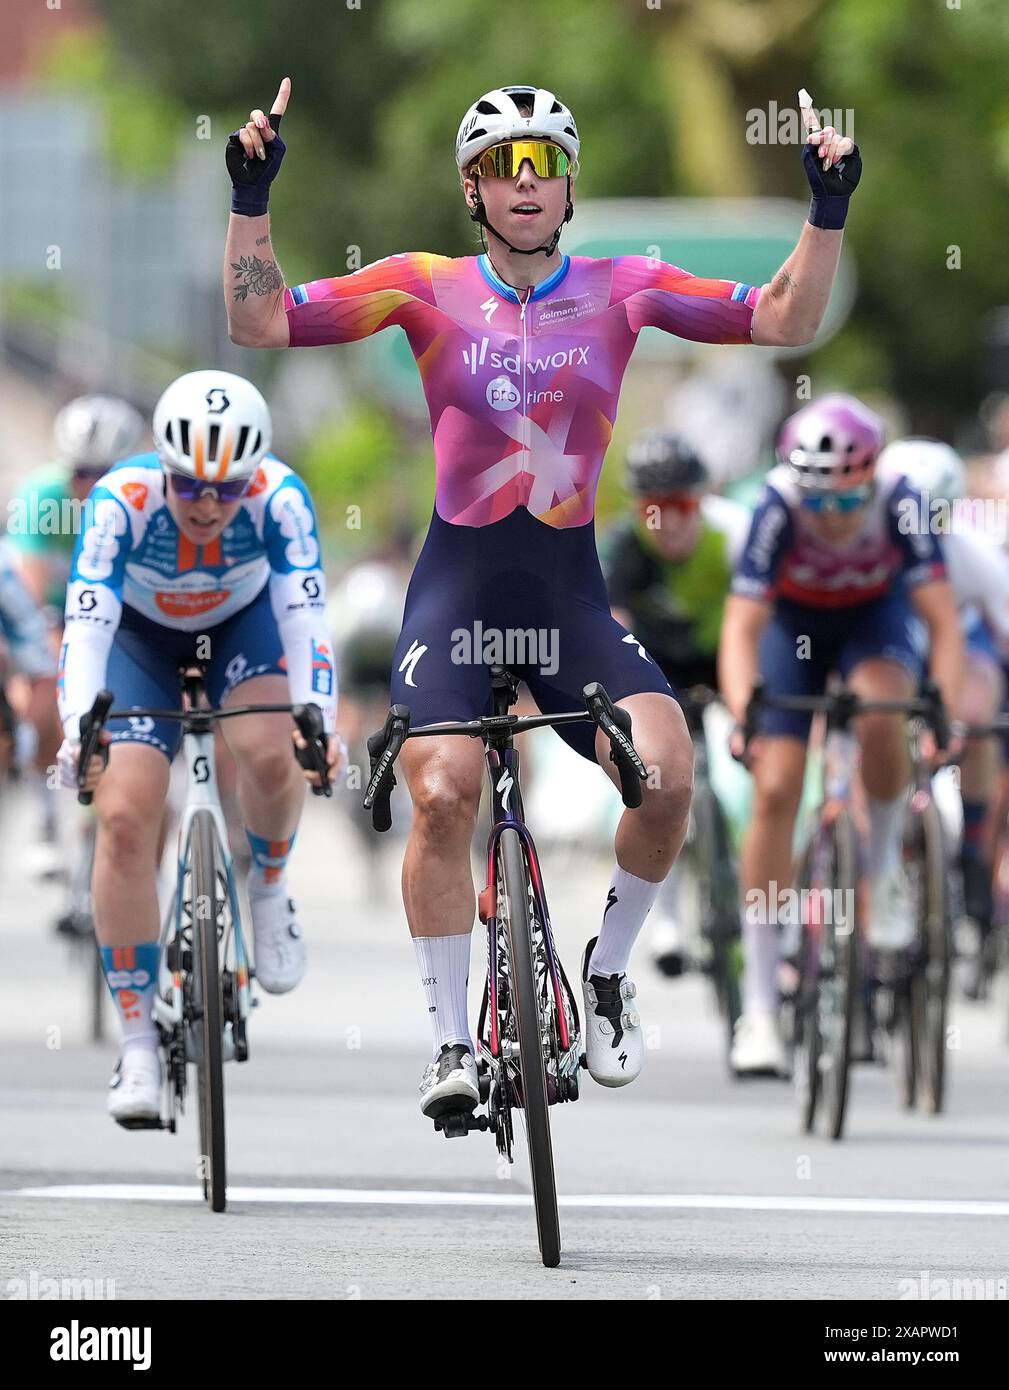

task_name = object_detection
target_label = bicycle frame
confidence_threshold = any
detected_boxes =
[153,717,250,1054]
[478,736,579,1083]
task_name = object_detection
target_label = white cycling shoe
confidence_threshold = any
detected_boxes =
[250,889,305,994]
[419,1043,480,1118]
[868,867,917,952]
[107,1048,162,1128]
[730,1010,788,1078]
[581,938,643,1087]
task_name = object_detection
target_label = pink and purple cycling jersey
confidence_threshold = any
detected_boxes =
[285,252,758,530]
[732,465,946,609]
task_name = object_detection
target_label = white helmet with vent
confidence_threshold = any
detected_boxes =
[455,86,580,171]
[152,370,272,481]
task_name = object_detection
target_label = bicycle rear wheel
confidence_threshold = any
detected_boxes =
[190,810,226,1212]
[498,827,560,1268]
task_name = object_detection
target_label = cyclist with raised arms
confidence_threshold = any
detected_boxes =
[719,396,963,1077]
[602,430,748,974]
[56,370,342,1126]
[224,76,861,1116]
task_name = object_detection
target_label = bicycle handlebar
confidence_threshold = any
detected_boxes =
[74,688,332,803]
[738,678,950,759]
[362,680,648,833]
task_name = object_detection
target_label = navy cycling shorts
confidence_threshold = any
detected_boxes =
[390,509,674,762]
[757,592,927,740]
[105,584,286,760]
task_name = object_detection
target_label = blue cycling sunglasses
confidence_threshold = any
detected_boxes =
[800,484,873,514]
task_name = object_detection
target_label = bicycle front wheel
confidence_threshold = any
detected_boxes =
[498,827,560,1268]
[911,799,951,1114]
[190,810,227,1212]
[799,812,860,1141]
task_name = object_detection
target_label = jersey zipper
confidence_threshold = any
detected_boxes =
[520,286,532,491]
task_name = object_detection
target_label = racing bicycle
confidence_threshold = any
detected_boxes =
[76,669,330,1212]
[741,681,951,1139]
[364,667,648,1268]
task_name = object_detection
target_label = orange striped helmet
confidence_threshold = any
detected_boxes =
[152,370,272,482]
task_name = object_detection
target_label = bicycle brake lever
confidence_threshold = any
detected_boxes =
[77,689,113,806]
[364,704,411,831]
[583,683,647,808]
[292,703,332,797]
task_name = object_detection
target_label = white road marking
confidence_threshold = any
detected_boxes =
[5,1184,1009,1216]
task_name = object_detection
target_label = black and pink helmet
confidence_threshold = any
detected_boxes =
[777,393,886,492]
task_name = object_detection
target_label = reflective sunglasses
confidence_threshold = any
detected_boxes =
[800,485,873,514]
[641,494,702,516]
[470,140,573,180]
[166,471,251,503]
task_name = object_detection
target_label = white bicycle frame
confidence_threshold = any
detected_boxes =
[152,724,252,1057]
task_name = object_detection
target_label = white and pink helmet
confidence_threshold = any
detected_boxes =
[777,393,886,492]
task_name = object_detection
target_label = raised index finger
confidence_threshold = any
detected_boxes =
[271,77,292,118]
[798,87,820,134]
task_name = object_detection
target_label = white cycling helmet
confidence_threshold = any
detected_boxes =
[152,370,272,481]
[455,86,580,171]
[54,395,145,471]
[876,438,966,502]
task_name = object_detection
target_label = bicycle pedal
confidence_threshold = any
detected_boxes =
[433,1109,488,1138]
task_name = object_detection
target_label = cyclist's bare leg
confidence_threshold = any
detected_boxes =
[400,734,485,1067]
[739,735,807,1014]
[597,693,693,880]
[399,734,484,938]
[219,675,304,848]
[584,692,693,977]
[957,653,1003,947]
[91,743,171,945]
[848,658,914,884]
[958,653,1003,830]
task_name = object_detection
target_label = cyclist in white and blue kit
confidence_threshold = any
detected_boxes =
[56,370,342,1126]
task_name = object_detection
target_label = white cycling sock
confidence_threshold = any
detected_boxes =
[741,904,779,1015]
[589,866,661,977]
[867,794,904,881]
[248,863,287,899]
[413,933,473,1059]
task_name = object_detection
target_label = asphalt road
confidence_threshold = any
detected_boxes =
[2,775,1009,1300]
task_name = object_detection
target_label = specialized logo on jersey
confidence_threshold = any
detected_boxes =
[155,589,230,618]
[399,639,427,687]
[120,482,149,510]
[311,638,333,696]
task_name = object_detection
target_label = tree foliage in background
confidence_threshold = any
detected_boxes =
[45,0,1009,439]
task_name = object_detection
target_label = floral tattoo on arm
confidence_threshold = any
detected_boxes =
[231,254,284,302]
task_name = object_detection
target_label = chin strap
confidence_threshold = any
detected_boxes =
[468,175,573,258]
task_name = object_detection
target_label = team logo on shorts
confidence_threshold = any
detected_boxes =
[398,639,427,688]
